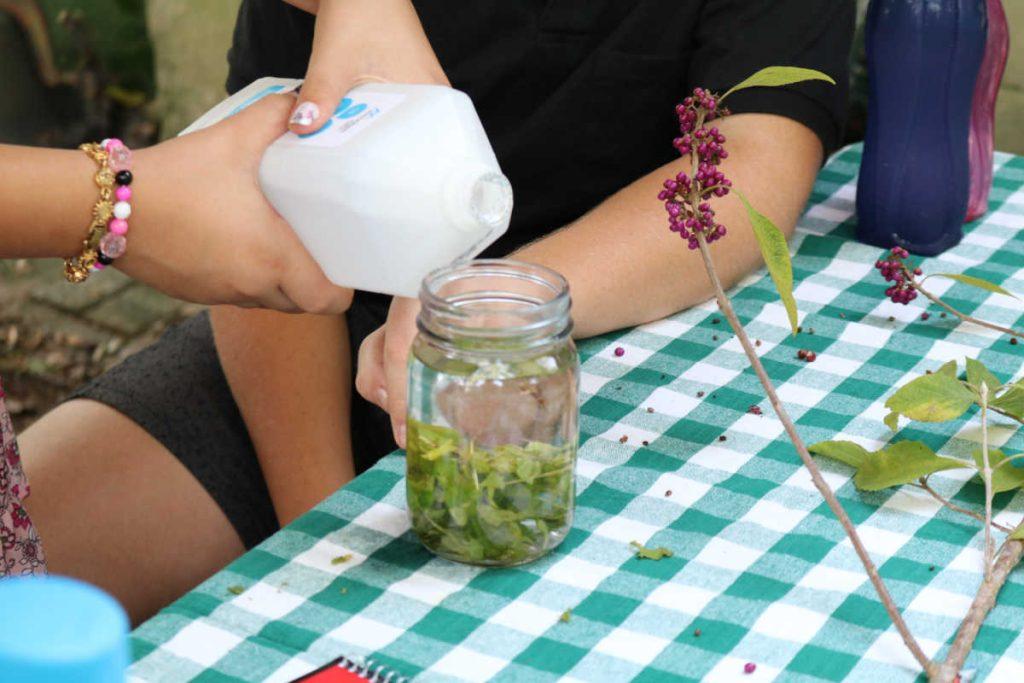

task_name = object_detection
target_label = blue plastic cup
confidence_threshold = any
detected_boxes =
[0,575,128,682]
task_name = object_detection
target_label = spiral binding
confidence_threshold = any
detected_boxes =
[341,655,407,683]
[294,655,408,683]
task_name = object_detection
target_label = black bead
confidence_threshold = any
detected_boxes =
[97,253,114,266]
[115,170,133,186]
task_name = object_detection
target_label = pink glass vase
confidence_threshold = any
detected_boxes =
[966,0,1010,222]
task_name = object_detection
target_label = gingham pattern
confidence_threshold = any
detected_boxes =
[129,146,1024,683]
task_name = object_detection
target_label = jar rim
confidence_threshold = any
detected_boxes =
[418,259,571,342]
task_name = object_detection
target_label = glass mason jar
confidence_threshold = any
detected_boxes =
[406,259,579,566]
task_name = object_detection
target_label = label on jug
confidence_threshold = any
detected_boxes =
[292,92,406,148]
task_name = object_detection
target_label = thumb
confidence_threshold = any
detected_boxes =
[288,3,356,134]
[385,336,411,449]
[216,93,297,154]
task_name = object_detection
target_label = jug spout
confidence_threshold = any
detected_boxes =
[443,163,513,234]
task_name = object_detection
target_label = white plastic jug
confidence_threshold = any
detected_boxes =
[180,78,513,297]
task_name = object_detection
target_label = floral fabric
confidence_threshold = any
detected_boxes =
[0,379,45,576]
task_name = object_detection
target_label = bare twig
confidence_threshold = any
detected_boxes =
[912,281,1024,339]
[933,539,1024,683]
[980,382,994,582]
[994,452,1024,470]
[680,104,931,673]
[989,404,1024,426]
[692,232,934,677]
[914,478,1013,533]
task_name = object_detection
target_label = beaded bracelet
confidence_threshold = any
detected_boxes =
[64,139,133,283]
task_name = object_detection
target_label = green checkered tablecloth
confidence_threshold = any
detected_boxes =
[129,145,1024,683]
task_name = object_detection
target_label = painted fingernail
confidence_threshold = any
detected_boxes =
[289,101,319,126]
[375,388,388,408]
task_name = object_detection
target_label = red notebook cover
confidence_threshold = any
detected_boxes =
[292,656,407,683]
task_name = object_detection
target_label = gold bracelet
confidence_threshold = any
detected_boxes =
[64,142,116,283]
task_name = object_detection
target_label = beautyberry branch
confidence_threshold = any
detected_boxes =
[874,248,1024,340]
[658,88,733,250]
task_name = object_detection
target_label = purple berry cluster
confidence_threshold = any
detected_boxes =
[659,87,733,250]
[874,247,922,304]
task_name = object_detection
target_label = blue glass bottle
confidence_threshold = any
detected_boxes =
[856,0,987,255]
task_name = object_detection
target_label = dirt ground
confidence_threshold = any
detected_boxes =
[0,258,200,432]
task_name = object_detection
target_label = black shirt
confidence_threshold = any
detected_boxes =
[227,1,854,257]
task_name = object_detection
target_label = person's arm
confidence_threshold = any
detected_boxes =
[357,112,823,445]
[284,0,448,134]
[515,112,821,337]
[212,0,445,523]
[0,94,351,314]
[0,146,99,259]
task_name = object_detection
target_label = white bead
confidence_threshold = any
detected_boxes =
[113,201,132,220]
[100,138,111,147]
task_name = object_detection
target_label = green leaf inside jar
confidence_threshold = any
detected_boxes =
[406,419,576,565]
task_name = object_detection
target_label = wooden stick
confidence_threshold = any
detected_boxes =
[912,281,1023,339]
[980,383,994,582]
[914,479,1013,534]
[692,232,934,677]
[933,539,1024,682]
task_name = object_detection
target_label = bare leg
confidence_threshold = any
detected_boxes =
[212,307,355,527]
[19,399,245,624]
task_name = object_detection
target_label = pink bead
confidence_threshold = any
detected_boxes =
[108,218,128,235]
[107,144,133,173]
[103,138,123,152]
[93,262,106,271]
[115,185,132,202]
[99,232,127,259]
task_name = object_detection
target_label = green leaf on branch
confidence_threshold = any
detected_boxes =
[937,360,959,378]
[854,441,968,491]
[1011,523,1024,541]
[991,381,1024,421]
[720,66,836,102]
[809,440,870,469]
[885,371,976,423]
[929,273,1019,300]
[884,411,901,432]
[813,440,970,490]
[736,190,798,334]
[966,358,1002,393]
[972,448,1024,493]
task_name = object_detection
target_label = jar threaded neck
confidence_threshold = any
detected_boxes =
[417,259,572,349]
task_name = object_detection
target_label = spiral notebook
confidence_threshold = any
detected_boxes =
[292,655,407,683]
